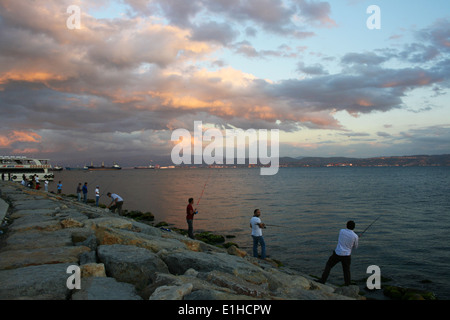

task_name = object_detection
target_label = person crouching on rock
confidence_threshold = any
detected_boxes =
[107,192,124,216]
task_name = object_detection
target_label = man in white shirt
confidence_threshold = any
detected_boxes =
[318,220,359,286]
[250,209,266,259]
[107,192,124,215]
[95,186,100,206]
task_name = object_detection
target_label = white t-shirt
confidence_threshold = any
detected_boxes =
[111,194,123,202]
[250,216,263,237]
[335,228,359,256]
[95,188,100,197]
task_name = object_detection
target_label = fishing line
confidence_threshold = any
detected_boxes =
[196,169,213,207]
[98,180,115,199]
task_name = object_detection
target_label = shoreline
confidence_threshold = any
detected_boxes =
[0,180,366,300]
[0,181,437,300]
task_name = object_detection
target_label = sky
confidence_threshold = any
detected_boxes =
[0,0,449,165]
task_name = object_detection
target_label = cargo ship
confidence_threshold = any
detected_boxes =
[85,162,121,171]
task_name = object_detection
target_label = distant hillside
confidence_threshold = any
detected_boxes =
[279,154,450,167]
[57,154,450,168]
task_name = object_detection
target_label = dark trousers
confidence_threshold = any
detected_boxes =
[111,201,124,215]
[187,219,194,239]
[320,251,352,286]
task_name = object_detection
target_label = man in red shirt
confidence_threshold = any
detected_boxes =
[186,198,196,239]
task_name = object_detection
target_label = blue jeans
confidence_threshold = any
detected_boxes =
[252,235,266,259]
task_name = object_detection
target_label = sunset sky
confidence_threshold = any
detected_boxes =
[0,0,449,165]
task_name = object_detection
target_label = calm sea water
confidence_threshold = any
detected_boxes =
[51,166,450,299]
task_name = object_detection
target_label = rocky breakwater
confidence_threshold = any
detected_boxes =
[0,181,364,300]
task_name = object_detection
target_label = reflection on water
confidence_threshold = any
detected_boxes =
[52,166,450,299]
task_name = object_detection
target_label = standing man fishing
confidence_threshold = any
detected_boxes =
[95,185,100,207]
[82,182,88,204]
[186,198,197,239]
[250,209,266,259]
[318,220,359,286]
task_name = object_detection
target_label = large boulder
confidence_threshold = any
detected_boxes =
[97,244,169,291]
[159,250,264,281]
[0,263,74,299]
[149,283,194,300]
[72,277,142,300]
[11,199,58,211]
[0,245,91,270]
[94,227,187,253]
[85,217,134,230]
[4,229,74,250]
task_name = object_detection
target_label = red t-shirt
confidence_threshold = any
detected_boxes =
[186,204,194,220]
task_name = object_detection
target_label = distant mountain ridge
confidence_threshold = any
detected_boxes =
[279,154,450,167]
[57,154,450,168]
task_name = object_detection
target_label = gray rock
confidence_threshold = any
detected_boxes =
[12,199,58,211]
[0,198,8,223]
[159,251,262,276]
[0,263,73,299]
[8,214,62,233]
[184,289,256,300]
[129,220,162,237]
[95,227,187,253]
[0,245,91,270]
[79,251,97,264]
[86,217,134,230]
[75,234,98,251]
[97,244,169,290]
[334,285,362,299]
[71,277,142,300]
[198,270,268,298]
[149,283,193,300]
[4,229,74,250]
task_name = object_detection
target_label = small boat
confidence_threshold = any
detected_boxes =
[65,166,87,171]
[134,165,155,169]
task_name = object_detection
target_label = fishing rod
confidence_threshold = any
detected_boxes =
[265,224,295,229]
[196,170,213,207]
[359,216,381,237]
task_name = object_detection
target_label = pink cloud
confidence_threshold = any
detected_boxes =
[0,131,42,147]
